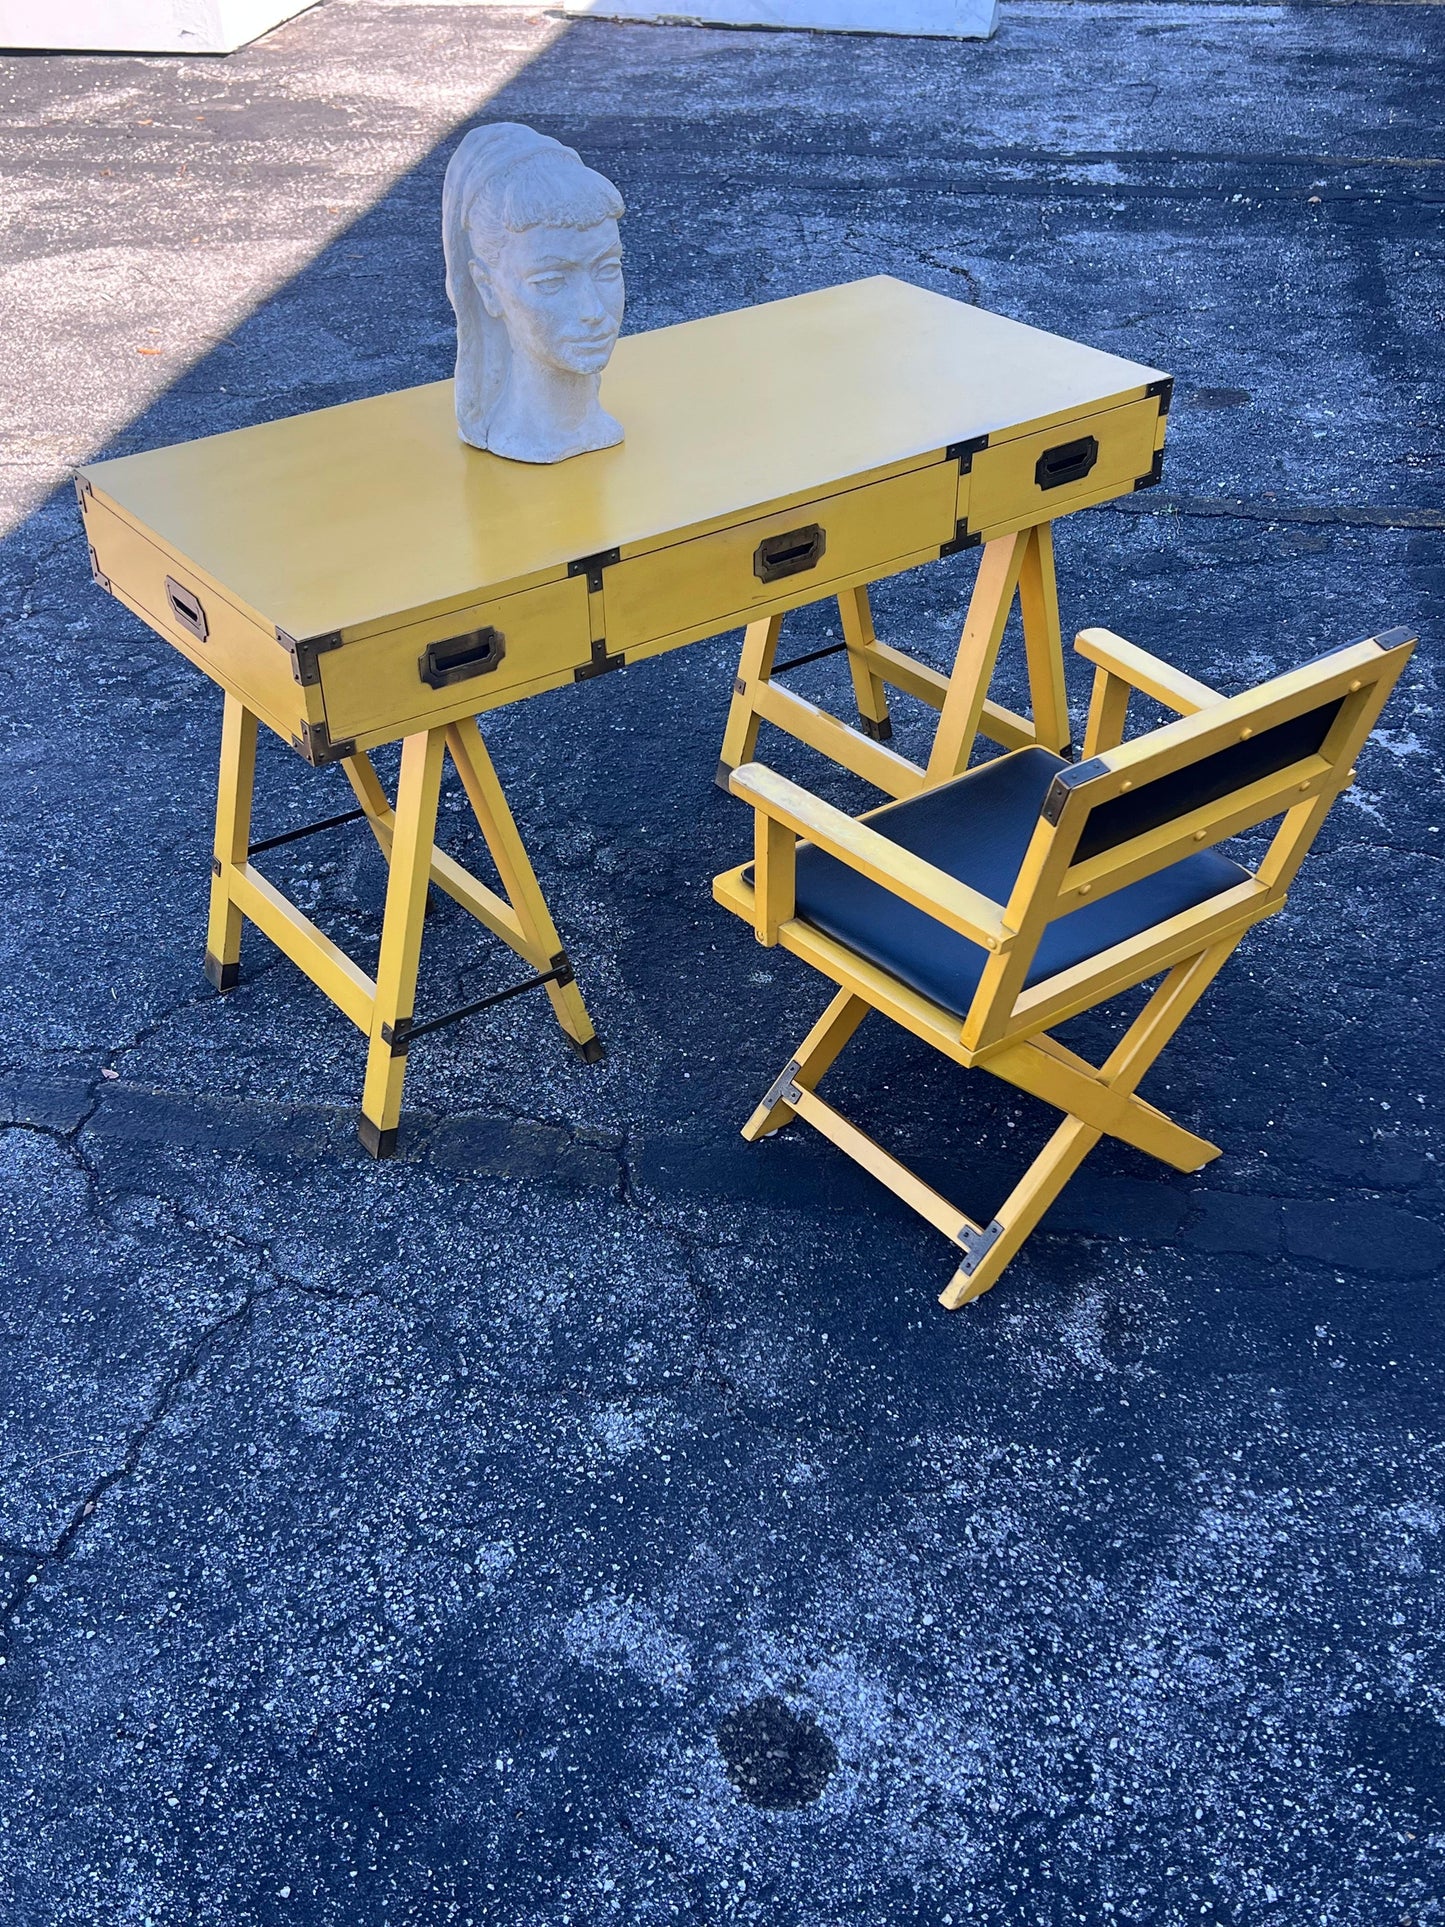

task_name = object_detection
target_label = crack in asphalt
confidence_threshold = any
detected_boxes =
[0,1280,267,1637]
[1113,494,1445,531]
[0,1164,432,1643]
[0,1094,732,1640]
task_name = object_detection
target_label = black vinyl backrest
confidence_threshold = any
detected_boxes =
[1070,696,1345,864]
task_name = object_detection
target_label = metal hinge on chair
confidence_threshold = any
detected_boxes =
[762,1059,803,1110]
[954,1217,1005,1275]
[1042,756,1110,825]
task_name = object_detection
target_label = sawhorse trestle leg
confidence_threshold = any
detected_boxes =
[203,700,601,1161]
[715,520,1074,800]
[204,694,258,993]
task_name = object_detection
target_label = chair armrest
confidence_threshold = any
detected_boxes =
[728,762,1010,954]
[1074,628,1225,716]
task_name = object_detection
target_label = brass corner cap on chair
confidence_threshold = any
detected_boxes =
[1042,756,1110,824]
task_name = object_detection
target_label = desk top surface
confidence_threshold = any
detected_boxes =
[83,276,1165,641]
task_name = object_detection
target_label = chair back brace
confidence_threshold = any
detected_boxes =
[961,629,1416,1051]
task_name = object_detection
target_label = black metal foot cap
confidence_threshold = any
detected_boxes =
[358,1116,398,1160]
[572,1035,605,1066]
[858,715,894,743]
[203,952,239,992]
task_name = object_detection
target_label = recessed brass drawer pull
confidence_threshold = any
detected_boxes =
[165,576,208,642]
[1034,434,1099,491]
[753,523,827,584]
[418,626,506,688]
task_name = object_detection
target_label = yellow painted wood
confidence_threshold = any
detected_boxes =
[443,719,599,1052]
[82,490,314,746]
[960,394,1161,539]
[925,531,1031,781]
[790,1085,976,1244]
[601,460,958,659]
[1082,668,1133,758]
[748,682,929,798]
[1016,521,1071,754]
[1074,628,1225,717]
[228,861,378,1033]
[984,1034,1218,1171]
[205,694,257,983]
[1000,884,1269,1042]
[81,278,1166,648]
[837,585,892,738]
[339,752,398,861]
[717,530,1047,801]
[742,988,868,1140]
[860,640,951,710]
[754,811,796,946]
[956,942,1235,1305]
[361,729,446,1142]
[728,762,1008,949]
[319,574,593,745]
[614,544,957,675]
[939,1116,1098,1308]
[854,639,1036,751]
[718,615,783,776]
[340,751,536,958]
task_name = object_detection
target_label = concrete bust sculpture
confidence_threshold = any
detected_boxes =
[442,123,626,464]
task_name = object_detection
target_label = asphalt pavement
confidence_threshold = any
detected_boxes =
[0,4,1443,1922]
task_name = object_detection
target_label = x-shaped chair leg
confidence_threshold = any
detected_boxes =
[941,939,1237,1306]
[743,989,870,1141]
[741,942,1239,1309]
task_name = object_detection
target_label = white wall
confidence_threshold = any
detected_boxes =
[0,0,318,52]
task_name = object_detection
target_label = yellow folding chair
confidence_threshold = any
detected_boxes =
[713,624,1415,1307]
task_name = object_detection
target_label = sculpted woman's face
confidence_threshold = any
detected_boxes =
[471,218,624,378]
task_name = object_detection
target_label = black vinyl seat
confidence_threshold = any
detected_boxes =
[792,746,1249,1020]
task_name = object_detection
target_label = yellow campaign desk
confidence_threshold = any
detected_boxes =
[77,276,1170,1155]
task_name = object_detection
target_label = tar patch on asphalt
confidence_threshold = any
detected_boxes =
[716,1694,839,1809]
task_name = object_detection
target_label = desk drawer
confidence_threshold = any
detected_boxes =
[601,460,958,657]
[962,393,1165,539]
[81,489,309,740]
[317,573,593,747]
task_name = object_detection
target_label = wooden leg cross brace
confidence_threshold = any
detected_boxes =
[204,696,601,1158]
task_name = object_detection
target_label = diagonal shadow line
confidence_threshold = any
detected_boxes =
[31,39,595,491]
[0,20,688,1063]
